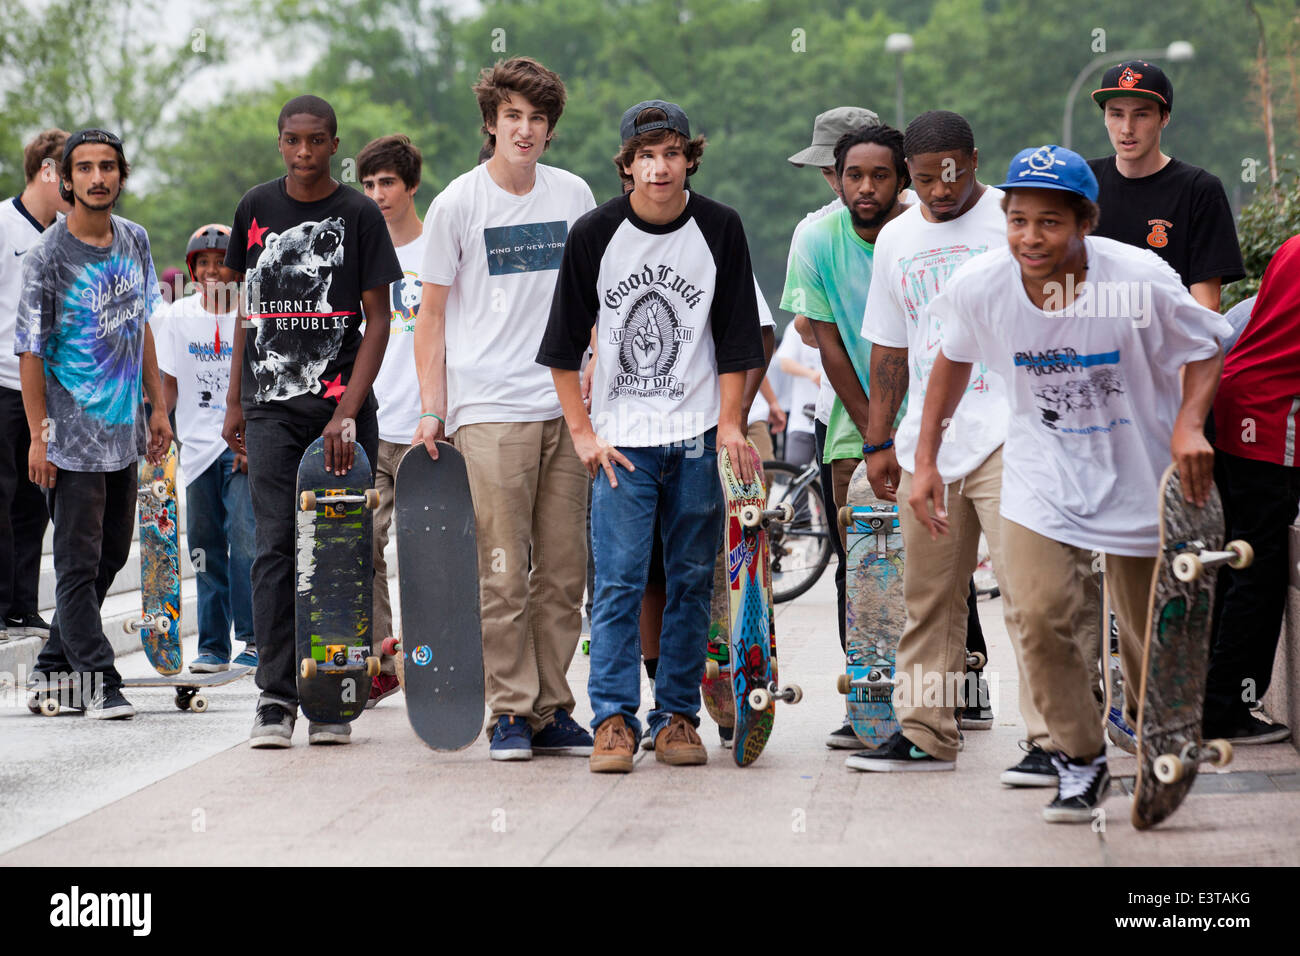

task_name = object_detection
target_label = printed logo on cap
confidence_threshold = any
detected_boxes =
[1118,67,1143,89]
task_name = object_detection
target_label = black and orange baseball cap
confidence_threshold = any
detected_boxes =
[1092,60,1173,111]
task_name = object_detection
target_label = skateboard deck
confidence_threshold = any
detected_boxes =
[388,442,485,751]
[837,461,904,747]
[1131,465,1248,830]
[121,666,253,713]
[128,444,182,675]
[700,546,734,729]
[718,442,800,766]
[295,437,380,724]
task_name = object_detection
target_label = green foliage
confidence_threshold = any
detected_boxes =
[1223,155,1300,309]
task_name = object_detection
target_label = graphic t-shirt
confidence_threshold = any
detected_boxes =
[1214,235,1300,467]
[939,236,1229,556]
[15,215,161,471]
[1088,156,1244,288]
[372,231,426,443]
[420,163,596,433]
[155,292,237,484]
[225,178,402,423]
[861,187,1009,482]
[538,191,766,447]
[0,196,47,391]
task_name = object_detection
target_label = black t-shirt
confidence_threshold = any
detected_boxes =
[225,178,402,421]
[1087,156,1245,289]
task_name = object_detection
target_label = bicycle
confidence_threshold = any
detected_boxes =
[762,457,832,603]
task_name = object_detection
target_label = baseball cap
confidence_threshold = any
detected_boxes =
[61,128,125,163]
[788,106,881,167]
[997,145,1099,201]
[620,100,691,143]
[1091,60,1173,110]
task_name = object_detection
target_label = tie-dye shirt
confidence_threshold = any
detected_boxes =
[15,215,160,471]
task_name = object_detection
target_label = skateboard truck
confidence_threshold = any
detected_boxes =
[1153,738,1233,783]
[121,613,167,637]
[1171,539,1253,582]
[299,651,381,679]
[300,489,380,512]
[740,502,794,529]
[747,680,803,710]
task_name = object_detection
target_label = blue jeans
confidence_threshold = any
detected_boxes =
[186,449,255,660]
[588,429,722,740]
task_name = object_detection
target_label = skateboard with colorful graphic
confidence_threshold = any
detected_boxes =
[125,443,182,675]
[384,442,485,751]
[712,442,801,766]
[1131,464,1251,830]
[296,437,381,724]
[836,461,905,747]
[700,546,734,732]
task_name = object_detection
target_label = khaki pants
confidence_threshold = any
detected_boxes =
[1000,519,1154,758]
[454,418,589,731]
[747,421,773,462]
[371,438,409,676]
[894,448,1048,760]
[830,457,861,552]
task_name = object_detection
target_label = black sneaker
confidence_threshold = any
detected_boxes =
[1043,752,1110,823]
[5,612,51,638]
[959,675,993,729]
[844,731,954,772]
[250,703,296,748]
[85,687,135,720]
[1000,742,1058,787]
[826,717,869,750]
[718,724,734,749]
[1205,712,1291,745]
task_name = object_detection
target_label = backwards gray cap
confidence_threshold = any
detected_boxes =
[787,106,881,168]
[620,100,691,143]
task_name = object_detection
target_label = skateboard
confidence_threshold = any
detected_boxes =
[712,442,800,766]
[121,666,253,713]
[296,437,381,724]
[1131,464,1251,830]
[835,461,905,746]
[26,674,88,716]
[700,546,734,731]
[384,442,485,751]
[125,443,182,675]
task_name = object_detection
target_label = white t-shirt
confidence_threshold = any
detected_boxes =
[420,163,596,434]
[746,276,776,426]
[785,197,841,425]
[776,320,821,435]
[155,293,237,484]
[861,187,1009,482]
[373,231,426,443]
[0,197,46,390]
[938,237,1230,556]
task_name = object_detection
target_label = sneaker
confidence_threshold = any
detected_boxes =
[189,653,229,673]
[590,715,636,773]
[308,722,352,745]
[249,703,295,748]
[1106,707,1137,754]
[5,612,50,638]
[959,676,993,729]
[654,714,708,765]
[845,731,954,772]
[826,717,869,750]
[718,724,734,749]
[1043,752,1110,823]
[1205,711,1291,745]
[641,725,655,751]
[365,673,401,709]
[489,715,533,761]
[85,687,135,720]
[1000,742,1058,787]
[532,709,594,755]
[232,645,258,668]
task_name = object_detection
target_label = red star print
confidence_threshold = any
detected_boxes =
[247,218,268,250]
[321,374,347,401]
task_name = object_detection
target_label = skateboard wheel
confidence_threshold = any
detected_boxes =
[836,673,851,695]
[705,660,720,681]
[784,683,803,704]
[300,658,317,679]
[40,696,60,717]
[122,618,140,634]
[1226,540,1254,570]
[1153,753,1184,784]
[967,651,987,670]
[381,637,400,657]
[1207,738,1233,768]
[299,490,316,511]
[776,502,795,524]
[365,656,380,678]
[837,505,854,529]
[581,639,589,655]
[150,479,168,500]
[1172,553,1202,582]
[748,687,772,710]
[364,489,380,510]
[190,694,208,713]
[740,505,762,528]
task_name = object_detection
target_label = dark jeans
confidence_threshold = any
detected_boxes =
[35,465,136,692]
[0,386,48,619]
[814,419,847,651]
[187,448,256,659]
[966,579,986,659]
[1206,450,1300,725]
[244,411,377,711]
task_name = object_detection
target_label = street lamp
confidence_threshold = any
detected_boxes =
[885,33,914,129]
[1062,41,1194,149]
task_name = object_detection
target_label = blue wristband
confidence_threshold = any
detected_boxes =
[862,439,894,456]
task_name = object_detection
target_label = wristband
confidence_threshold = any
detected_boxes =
[421,412,445,425]
[862,438,894,456]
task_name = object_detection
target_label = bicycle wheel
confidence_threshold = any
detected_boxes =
[762,460,832,603]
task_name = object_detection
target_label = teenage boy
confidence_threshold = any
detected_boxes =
[223,95,402,747]
[1088,60,1244,310]
[413,58,596,760]
[913,145,1228,820]
[538,99,764,772]
[156,224,256,673]
[853,111,1056,782]
[0,128,68,642]
[358,133,425,707]
[17,129,171,717]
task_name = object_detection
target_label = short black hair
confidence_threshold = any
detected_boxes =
[833,124,909,189]
[903,110,975,158]
[278,95,337,137]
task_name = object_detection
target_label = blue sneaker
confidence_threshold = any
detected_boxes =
[233,645,258,668]
[532,709,594,756]
[190,653,229,674]
[489,715,533,761]
[1106,707,1137,754]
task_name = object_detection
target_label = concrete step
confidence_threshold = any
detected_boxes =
[37,533,199,611]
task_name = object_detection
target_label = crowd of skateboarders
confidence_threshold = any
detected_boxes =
[4,52,1299,824]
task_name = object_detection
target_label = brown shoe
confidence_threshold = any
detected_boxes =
[590,715,636,773]
[654,714,708,765]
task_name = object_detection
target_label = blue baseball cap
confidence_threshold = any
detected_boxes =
[997,144,1098,201]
